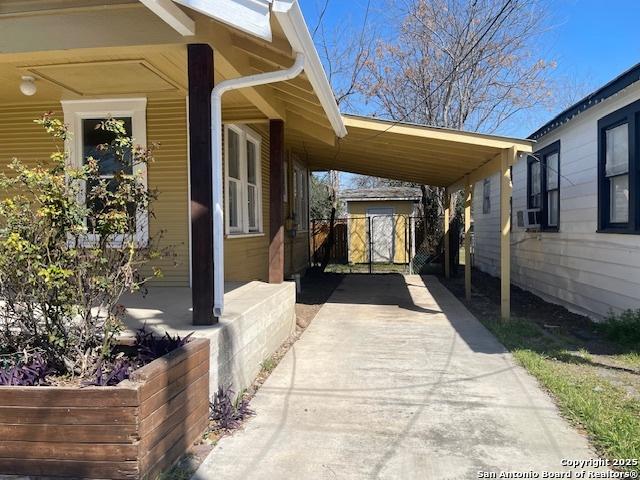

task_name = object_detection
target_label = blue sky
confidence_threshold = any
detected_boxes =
[299,0,640,139]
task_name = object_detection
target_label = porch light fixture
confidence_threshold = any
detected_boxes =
[19,76,37,96]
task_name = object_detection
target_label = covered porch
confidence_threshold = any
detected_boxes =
[0,0,344,327]
[291,114,534,320]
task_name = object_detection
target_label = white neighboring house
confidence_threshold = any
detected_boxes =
[472,63,640,320]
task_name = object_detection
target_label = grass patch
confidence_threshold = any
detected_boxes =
[617,352,640,371]
[514,349,640,465]
[261,356,277,374]
[323,263,410,274]
[598,309,640,347]
[475,314,640,472]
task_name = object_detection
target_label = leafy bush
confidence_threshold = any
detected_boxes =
[599,310,640,347]
[210,385,253,430]
[0,114,165,382]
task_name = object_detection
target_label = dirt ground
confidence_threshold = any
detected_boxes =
[440,268,639,392]
[443,269,622,352]
[295,268,344,328]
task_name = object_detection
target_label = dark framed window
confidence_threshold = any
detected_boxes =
[527,140,560,231]
[82,117,134,233]
[598,99,638,233]
[482,178,491,214]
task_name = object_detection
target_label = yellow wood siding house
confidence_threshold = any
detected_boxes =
[0,3,540,478]
[0,0,348,323]
[0,0,534,415]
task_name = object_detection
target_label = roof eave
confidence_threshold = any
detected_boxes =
[272,0,347,139]
[172,0,273,40]
[342,197,421,202]
[529,61,640,140]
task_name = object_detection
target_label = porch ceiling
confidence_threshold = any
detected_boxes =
[0,2,339,144]
[291,115,534,188]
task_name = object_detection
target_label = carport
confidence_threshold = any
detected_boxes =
[288,114,534,319]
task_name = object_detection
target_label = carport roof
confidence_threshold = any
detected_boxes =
[292,114,534,188]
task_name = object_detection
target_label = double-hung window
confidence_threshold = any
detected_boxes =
[598,99,638,233]
[528,159,542,210]
[61,98,148,246]
[225,125,262,235]
[292,163,308,231]
[527,140,560,231]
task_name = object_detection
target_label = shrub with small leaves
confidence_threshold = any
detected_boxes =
[0,113,167,382]
[210,385,254,431]
[599,309,640,347]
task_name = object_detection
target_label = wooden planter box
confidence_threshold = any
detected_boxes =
[0,338,210,479]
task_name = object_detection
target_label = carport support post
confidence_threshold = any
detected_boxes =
[269,119,285,283]
[500,147,515,320]
[187,43,216,325]
[464,177,472,301]
[443,191,451,279]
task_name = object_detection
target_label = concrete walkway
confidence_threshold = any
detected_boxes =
[195,275,601,480]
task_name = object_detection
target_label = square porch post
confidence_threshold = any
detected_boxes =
[500,147,515,320]
[443,191,451,279]
[188,43,216,325]
[464,176,473,301]
[269,119,285,283]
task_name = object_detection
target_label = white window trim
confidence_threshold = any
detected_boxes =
[61,98,148,247]
[224,124,263,236]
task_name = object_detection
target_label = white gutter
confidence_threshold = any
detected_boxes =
[211,53,305,317]
[273,0,347,138]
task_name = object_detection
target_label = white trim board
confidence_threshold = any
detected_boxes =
[61,97,149,247]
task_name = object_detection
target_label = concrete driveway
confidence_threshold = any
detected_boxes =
[195,274,600,480]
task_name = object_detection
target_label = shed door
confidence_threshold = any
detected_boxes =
[367,207,395,263]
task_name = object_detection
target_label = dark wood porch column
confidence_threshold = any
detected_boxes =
[188,43,216,325]
[268,120,285,283]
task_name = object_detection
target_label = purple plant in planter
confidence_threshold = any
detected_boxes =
[84,326,194,387]
[0,326,194,388]
[0,354,52,386]
[83,357,133,387]
[135,325,193,364]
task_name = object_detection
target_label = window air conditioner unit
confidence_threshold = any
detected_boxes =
[521,208,541,229]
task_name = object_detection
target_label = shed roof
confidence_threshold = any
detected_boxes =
[290,114,534,188]
[340,187,422,202]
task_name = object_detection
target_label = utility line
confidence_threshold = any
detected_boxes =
[351,0,517,143]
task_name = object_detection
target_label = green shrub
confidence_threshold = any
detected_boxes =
[599,309,640,347]
[0,114,165,380]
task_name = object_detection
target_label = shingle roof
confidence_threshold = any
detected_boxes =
[339,187,422,201]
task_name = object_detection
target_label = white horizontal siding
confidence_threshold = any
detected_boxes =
[472,172,501,277]
[472,81,640,320]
